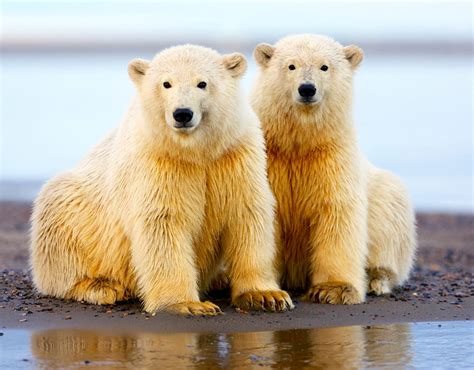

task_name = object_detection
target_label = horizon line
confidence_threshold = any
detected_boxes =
[2,39,472,56]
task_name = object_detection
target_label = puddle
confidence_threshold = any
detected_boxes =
[0,321,472,368]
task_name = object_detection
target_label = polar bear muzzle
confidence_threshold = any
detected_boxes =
[173,108,194,129]
[298,83,317,103]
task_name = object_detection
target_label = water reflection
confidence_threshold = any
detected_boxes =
[28,325,412,368]
[364,324,413,367]
[1,322,471,368]
[31,331,206,368]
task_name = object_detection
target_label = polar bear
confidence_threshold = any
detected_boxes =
[251,34,416,304]
[30,45,293,315]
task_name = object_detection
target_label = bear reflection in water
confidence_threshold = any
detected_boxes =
[30,324,412,368]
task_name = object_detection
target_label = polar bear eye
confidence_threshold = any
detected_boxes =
[320,65,329,71]
[197,81,207,89]
[288,64,296,71]
[163,82,172,89]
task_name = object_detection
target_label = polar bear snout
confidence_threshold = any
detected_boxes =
[298,83,317,103]
[173,108,195,129]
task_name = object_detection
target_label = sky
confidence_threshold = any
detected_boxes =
[2,1,472,48]
[1,1,472,210]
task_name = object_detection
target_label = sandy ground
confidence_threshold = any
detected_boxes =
[0,201,472,332]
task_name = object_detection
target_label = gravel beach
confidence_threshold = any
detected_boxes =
[0,201,472,332]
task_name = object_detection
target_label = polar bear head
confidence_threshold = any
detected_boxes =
[128,45,247,155]
[252,34,363,129]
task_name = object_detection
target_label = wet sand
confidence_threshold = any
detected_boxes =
[0,201,472,332]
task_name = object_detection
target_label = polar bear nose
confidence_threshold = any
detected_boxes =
[173,108,194,125]
[298,83,317,98]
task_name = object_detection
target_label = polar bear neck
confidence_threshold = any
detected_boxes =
[258,95,357,158]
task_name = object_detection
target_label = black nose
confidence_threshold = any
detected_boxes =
[173,108,194,124]
[298,83,317,98]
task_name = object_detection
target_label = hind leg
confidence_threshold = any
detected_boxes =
[31,175,131,305]
[367,168,417,295]
[31,176,87,299]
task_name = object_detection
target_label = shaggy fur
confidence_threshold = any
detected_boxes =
[30,45,293,315]
[251,34,416,304]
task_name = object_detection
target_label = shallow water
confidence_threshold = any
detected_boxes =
[1,321,473,369]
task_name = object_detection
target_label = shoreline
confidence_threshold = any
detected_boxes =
[1,271,472,333]
[0,201,472,333]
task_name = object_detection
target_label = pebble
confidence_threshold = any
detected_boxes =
[0,241,472,326]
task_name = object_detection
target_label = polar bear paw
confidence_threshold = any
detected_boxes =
[67,278,128,305]
[367,267,396,295]
[208,272,230,292]
[233,290,294,312]
[305,282,362,305]
[166,301,223,316]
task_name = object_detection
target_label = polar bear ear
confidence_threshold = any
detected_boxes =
[343,45,364,69]
[254,43,275,68]
[128,58,150,84]
[222,53,247,78]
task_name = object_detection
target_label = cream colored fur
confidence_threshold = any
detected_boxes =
[30,45,293,315]
[251,34,416,304]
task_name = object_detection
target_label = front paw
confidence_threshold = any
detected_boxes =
[233,290,294,312]
[305,282,362,304]
[166,301,223,316]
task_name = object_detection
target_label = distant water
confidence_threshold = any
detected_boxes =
[1,52,472,211]
[1,322,473,368]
